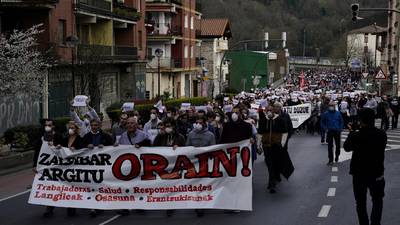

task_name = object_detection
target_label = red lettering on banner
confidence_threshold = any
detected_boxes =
[112,154,141,181]
[170,155,197,179]
[210,148,239,177]
[141,154,169,180]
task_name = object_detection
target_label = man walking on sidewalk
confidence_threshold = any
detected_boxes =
[344,108,387,225]
[321,101,344,165]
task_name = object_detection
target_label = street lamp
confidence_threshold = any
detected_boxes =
[155,48,164,97]
[66,35,79,96]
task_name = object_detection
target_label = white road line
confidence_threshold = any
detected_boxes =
[318,205,331,218]
[0,189,31,203]
[327,188,336,197]
[331,176,338,182]
[99,215,121,225]
[332,167,338,172]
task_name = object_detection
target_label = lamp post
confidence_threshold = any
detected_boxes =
[155,48,164,97]
[66,35,79,96]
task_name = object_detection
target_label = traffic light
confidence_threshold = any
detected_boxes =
[351,3,359,22]
[393,74,398,84]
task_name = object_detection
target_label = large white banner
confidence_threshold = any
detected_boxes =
[283,103,312,128]
[28,140,253,211]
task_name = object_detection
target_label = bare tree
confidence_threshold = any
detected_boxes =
[0,24,49,97]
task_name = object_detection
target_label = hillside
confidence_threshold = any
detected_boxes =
[201,0,388,58]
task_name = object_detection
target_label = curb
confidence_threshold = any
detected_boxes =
[0,150,34,176]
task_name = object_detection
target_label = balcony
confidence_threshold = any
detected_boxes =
[148,57,183,70]
[75,0,140,22]
[146,0,182,5]
[113,2,141,21]
[77,44,138,62]
[0,0,59,8]
[75,0,112,17]
[147,23,182,37]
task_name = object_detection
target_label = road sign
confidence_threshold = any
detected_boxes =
[375,68,387,80]
[362,72,369,79]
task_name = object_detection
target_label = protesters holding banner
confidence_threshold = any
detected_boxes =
[82,119,113,150]
[321,101,344,165]
[33,119,63,218]
[153,118,185,217]
[70,99,100,137]
[344,108,387,225]
[186,116,216,217]
[258,105,290,194]
[54,121,84,151]
[112,112,128,144]
[118,117,151,147]
[176,113,193,139]
[154,118,185,150]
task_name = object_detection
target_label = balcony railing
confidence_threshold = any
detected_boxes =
[146,0,182,5]
[113,2,141,21]
[0,0,59,7]
[77,44,138,61]
[147,23,182,36]
[195,0,201,12]
[148,57,183,69]
[75,0,112,15]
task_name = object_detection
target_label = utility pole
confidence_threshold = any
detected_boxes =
[303,29,306,57]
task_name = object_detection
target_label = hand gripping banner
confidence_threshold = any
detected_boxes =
[28,140,253,211]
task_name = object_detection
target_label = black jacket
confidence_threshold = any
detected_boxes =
[344,127,387,178]
[54,135,85,149]
[153,132,186,147]
[82,130,113,147]
[220,120,253,144]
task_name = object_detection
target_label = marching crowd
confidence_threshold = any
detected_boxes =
[32,68,398,225]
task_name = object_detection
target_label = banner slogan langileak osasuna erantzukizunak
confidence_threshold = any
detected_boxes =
[28,140,253,210]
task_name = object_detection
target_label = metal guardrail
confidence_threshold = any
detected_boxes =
[75,0,140,21]
[77,44,138,60]
[147,23,182,36]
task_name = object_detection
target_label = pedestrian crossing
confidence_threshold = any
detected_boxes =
[338,121,400,162]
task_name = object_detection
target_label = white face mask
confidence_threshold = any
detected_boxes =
[194,123,203,131]
[231,113,239,122]
[167,113,172,118]
[224,118,228,123]
[215,116,221,122]
[68,129,75,135]
[150,114,157,120]
[165,127,173,134]
[44,126,52,132]
[329,106,335,111]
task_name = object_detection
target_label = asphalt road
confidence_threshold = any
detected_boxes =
[0,128,399,225]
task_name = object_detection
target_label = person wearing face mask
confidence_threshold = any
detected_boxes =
[220,107,253,145]
[321,101,344,166]
[144,107,162,144]
[213,112,224,144]
[186,117,216,148]
[152,119,185,217]
[185,116,215,217]
[258,105,291,194]
[82,119,113,152]
[45,121,84,217]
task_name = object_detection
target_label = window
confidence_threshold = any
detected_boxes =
[138,30,143,50]
[184,15,189,28]
[58,20,66,45]
[184,45,189,58]
[190,45,194,58]
[190,16,194,30]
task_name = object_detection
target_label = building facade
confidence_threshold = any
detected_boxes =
[145,0,201,99]
[0,0,147,119]
[196,18,231,97]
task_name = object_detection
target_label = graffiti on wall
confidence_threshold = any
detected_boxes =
[0,95,40,135]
